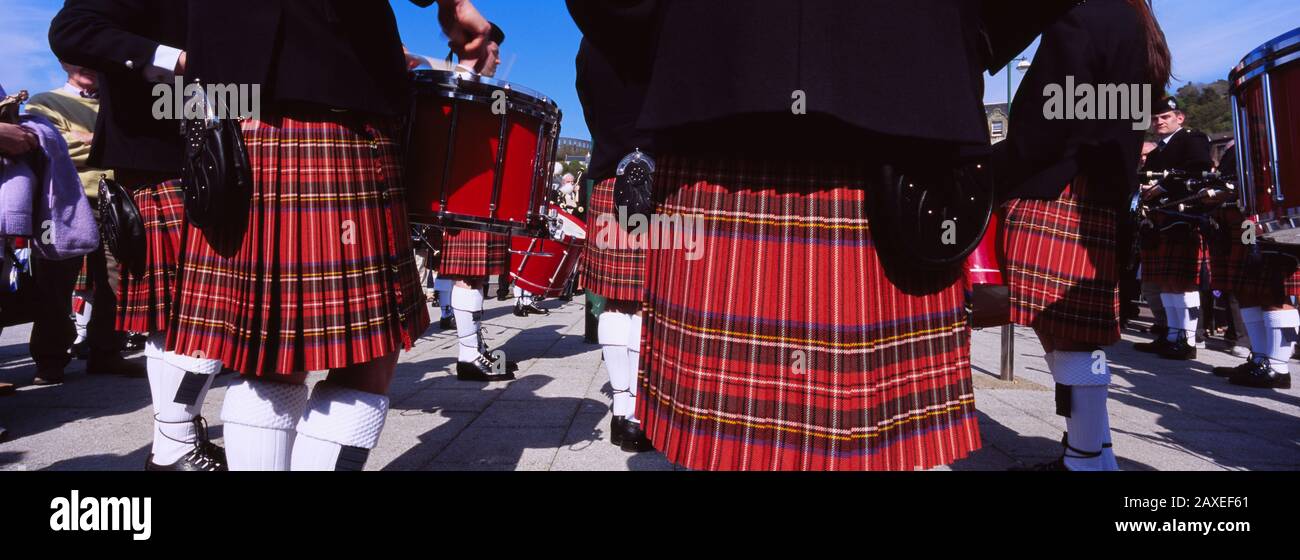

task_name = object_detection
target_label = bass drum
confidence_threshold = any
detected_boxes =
[510,206,587,299]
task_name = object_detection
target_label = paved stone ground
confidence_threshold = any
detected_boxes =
[1,291,1297,471]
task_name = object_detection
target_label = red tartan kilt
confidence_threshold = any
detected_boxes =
[1139,217,1209,292]
[115,180,185,334]
[582,178,646,302]
[638,156,980,471]
[73,255,91,292]
[1211,208,1300,305]
[1001,182,1121,346]
[166,115,430,376]
[438,229,509,278]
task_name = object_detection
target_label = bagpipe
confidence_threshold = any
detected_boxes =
[1125,169,1239,272]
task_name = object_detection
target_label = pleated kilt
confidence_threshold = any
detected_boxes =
[638,156,980,471]
[1002,180,1121,346]
[438,229,509,279]
[1210,207,1300,305]
[166,114,430,376]
[583,178,647,302]
[116,180,185,334]
[1139,215,1209,293]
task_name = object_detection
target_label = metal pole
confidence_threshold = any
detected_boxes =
[1000,324,1015,381]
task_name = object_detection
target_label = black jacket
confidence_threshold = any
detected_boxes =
[576,39,655,184]
[994,0,1155,210]
[186,0,432,118]
[49,0,188,173]
[567,0,1079,158]
[1142,127,1214,175]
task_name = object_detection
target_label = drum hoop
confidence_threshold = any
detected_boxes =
[411,70,559,117]
[1230,27,1300,91]
[412,88,560,122]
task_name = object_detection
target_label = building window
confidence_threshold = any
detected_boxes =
[991,121,1005,136]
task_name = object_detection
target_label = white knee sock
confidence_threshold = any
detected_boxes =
[514,285,535,306]
[1161,292,1199,341]
[291,382,390,471]
[434,278,454,319]
[1064,385,1114,472]
[599,312,634,417]
[452,286,485,362]
[1242,306,1267,358]
[1048,351,1116,472]
[220,377,309,471]
[73,290,92,343]
[627,313,644,423]
[1262,309,1300,374]
[145,334,223,465]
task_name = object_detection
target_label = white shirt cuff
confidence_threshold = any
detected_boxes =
[144,44,183,83]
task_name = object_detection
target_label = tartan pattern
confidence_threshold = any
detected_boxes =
[116,180,185,334]
[1002,182,1121,346]
[583,178,647,302]
[637,156,980,471]
[73,255,91,292]
[1139,216,1209,293]
[167,115,430,376]
[438,229,509,279]
[1209,208,1300,305]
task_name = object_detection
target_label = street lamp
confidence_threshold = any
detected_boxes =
[1006,57,1032,116]
[1000,55,1031,382]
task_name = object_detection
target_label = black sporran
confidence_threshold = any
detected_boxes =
[181,84,251,229]
[97,176,147,277]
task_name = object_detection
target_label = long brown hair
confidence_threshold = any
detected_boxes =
[1128,0,1173,88]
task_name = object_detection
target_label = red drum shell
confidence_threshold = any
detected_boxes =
[966,215,1004,286]
[404,71,560,234]
[510,207,587,298]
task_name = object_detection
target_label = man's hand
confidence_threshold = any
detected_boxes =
[0,123,39,157]
[176,51,187,75]
[437,0,491,73]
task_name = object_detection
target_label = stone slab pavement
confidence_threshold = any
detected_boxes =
[1,293,1297,471]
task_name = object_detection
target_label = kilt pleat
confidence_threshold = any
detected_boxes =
[637,156,981,471]
[166,115,430,376]
[583,178,647,302]
[116,180,185,334]
[1002,183,1121,346]
[1140,218,1209,292]
[438,229,509,279]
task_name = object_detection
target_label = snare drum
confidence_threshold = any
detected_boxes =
[1230,27,1300,248]
[405,70,562,235]
[510,206,587,298]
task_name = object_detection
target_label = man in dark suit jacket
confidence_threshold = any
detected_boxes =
[1143,97,1214,175]
[50,0,235,472]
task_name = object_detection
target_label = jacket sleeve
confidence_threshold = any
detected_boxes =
[994,9,1096,192]
[49,0,168,81]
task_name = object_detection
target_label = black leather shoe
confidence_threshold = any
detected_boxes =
[1229,362,1293,389]
[1132,338,1170,354]
[1213,362,1251,378]
[87,354,147,378]
[438,316,456,330]
[1157,337,1197,360]
[610,416,627,446]
[32,370,66,386]
[124,332,148,352]
[144,418,227,472]
[68,340,90,360]
[456,356,516,381]
[496,288,512,301]
[0,382,14,396]
[515,302,549,317]
[619,420,654,453]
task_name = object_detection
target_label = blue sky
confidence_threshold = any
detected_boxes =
[3,0,1297,141]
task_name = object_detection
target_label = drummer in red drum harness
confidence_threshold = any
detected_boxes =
[1208,27,1300,390]
[1133,97,1216,360]
[997,0,1171,471]
[435,24,527,382]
